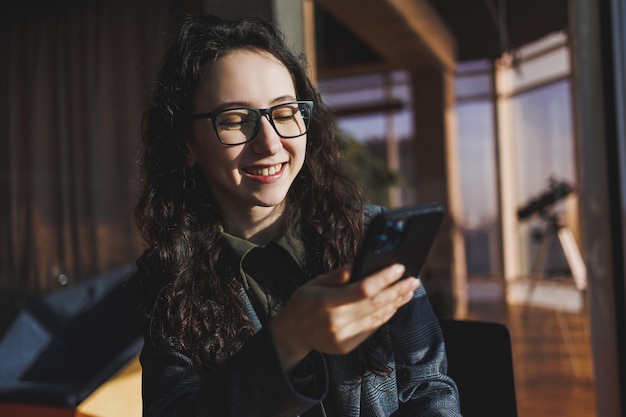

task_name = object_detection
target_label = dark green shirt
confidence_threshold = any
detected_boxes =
[220,226,308,323]
[221,227,328,417]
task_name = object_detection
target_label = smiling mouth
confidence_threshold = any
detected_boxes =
[244,163,284,176]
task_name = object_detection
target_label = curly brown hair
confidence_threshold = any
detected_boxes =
[135,14,368,372]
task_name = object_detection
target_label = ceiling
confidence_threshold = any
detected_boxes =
[315,0,569,78]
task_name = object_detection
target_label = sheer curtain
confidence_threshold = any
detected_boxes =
[0,0,175,329]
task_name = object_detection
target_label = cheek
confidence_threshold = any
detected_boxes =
[297,139,308,167]
[194,144,243,183]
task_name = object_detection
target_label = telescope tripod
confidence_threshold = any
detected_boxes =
[526,214,588,308]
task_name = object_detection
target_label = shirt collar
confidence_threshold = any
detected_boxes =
[219,222,307,274]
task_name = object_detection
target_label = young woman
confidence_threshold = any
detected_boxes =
[135,13,461,417]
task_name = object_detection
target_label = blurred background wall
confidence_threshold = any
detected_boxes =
[1,1,624,416]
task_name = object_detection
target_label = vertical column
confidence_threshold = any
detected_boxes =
[494,55,521,284]
[411,67,467,318]
[570,0,624,416]
[200,0,272,22]
[385,73,402,207]
[272,0,316,81]
[200,0,315,80]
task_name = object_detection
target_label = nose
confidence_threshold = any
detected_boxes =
[250,115,283,154]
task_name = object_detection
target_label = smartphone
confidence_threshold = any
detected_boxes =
[350,203,445,282]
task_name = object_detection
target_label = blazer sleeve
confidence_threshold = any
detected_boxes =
[140,325,328,417]
[391,283,462,416]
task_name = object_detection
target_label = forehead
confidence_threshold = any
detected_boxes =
[195,49,296,108]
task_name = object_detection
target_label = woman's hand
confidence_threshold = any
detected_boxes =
[270,264,420,371]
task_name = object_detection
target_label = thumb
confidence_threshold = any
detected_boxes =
[311,265,352,287]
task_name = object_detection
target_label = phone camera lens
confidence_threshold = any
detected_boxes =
[373,219,406,254]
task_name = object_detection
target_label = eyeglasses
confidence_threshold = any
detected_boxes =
[192,100,314,145]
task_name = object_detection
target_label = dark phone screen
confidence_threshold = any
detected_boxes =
[351,203,445,282]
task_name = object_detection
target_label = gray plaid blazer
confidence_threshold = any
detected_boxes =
[140,206,461,416]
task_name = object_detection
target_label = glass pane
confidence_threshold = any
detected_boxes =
[457,59,492,73]
[456,101,501,278]
[324,88,386,108]
[336,111,413,143]
[516,31,568,59]
[457,102,498,225]
[455,74,492,99]
[337,113,386,142]
[512,80,577,275]
[499,47,570,95]
[319,71,413,143]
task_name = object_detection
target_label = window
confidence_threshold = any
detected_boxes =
[455,60,501,279]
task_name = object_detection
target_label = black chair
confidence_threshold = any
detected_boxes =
[0,264,143,408]
[440,319,518,417]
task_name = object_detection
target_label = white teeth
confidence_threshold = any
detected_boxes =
[249,163,282,176]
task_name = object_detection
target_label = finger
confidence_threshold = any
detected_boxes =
[361,264,407,295]
[333,298,408,352]
[328,276,419,339]
[353,276,419,320]
[323,328,376,355]
[345,263,406,303]
[373,276,417,306]
[310,265,352,287]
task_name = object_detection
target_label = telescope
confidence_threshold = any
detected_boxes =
[516,177,587,293]
[517,178,573,221]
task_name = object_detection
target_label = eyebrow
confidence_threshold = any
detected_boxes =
[211,95,298,112]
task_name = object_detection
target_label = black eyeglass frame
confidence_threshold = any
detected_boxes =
[191,100,314,145]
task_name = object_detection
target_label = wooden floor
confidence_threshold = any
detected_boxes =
[463,298,597,417]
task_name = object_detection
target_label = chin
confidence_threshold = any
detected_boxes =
[255,199,288,209]
[253,192,290,209]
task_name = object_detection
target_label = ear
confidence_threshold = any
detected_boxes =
[184,142,197,167]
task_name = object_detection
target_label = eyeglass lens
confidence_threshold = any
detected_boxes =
[215,102,311,145]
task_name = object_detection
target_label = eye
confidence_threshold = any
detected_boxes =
[272,105,299,123]
[217,110,256,130]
